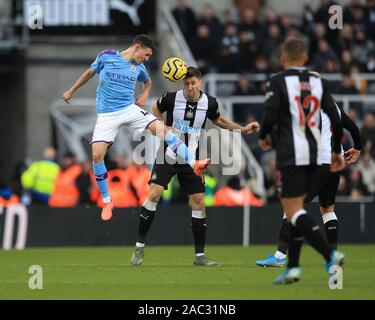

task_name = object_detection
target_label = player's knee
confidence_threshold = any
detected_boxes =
[92,151,104,163]
[190,194,205,209]
[148,191,162,203]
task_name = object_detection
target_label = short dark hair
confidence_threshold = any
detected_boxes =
[132,34,155,52]
[184,66,202,80]
[281,37,307,62]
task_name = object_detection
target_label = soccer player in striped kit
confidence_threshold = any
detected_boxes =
[258,38,347,284]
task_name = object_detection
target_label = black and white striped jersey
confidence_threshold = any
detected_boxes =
[259,67,343,168]
[156,90,220,162]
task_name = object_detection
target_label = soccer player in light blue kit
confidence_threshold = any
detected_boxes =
[62,35,210,221]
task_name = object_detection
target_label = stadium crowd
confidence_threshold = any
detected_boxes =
[1,0,374,207]
[173,0,375,202]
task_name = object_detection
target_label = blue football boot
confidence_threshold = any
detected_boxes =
[256,254,286,268]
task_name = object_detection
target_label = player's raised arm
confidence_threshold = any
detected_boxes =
[62,67,95,104]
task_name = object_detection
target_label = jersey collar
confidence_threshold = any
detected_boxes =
[183,90,203,102]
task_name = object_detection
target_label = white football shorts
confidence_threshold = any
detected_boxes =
[91,104,157,144]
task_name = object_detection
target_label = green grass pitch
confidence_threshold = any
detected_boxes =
[1,245,374,299]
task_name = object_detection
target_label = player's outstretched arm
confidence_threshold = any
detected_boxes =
[136,79,152,107]
[62,67,95,103]
[212,115,259,134]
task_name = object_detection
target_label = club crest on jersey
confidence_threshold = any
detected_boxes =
[130,64,137,72]
[151,172,157,180]
[186,105,195,118]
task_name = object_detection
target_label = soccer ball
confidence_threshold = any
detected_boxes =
[162,57,188,82]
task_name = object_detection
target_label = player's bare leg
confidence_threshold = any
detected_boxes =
[92,142,113,221]
[189,192,217,266]
[147,120,210,176]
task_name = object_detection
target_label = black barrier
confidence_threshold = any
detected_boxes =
[0,204,374,248]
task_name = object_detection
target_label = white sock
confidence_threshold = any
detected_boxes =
[195,253,204,257]
[135,242,145,248]
[322,212,338,224]
[275,251,286,259]
[103,196,111,204]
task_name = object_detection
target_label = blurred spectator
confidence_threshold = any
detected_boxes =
[366,50,375,72]
[261,24,283,70]
[356,152,375,194]
[349,187,365,200]
[336,175,350,196]
[340,49,355,73]
[337,73,364,115]
[366,0,375,40]
[238,7,259,34]
[203,172,217,207]
[93,168,138,208]
[172,0,197,46]
[251,54,273,73]
[258,8,281,41]
[222,8,239,28]
[336,25,353,55]
[301,5,315,36]
[311,39,338,72]
[343,0,365,24]
[360,112,375,157]
[262,153,279,202]
[308,23,327,60]
[238,30,258,71]
[214,176,263,206]
[126,160,151,206]
[21,147,60,205]
[192,24,218,74]
[222,24,240,56]
[347,106,363,128]
[49,152,82,207]
[347,169,369,195]
[198,4,223,44]
[323,58,340,73]
[217,45,240,73]
[76,160,94,206]
[232,75,259,123]
[351,30,374,67]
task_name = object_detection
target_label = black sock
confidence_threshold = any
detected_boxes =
[277,218,290,254]
[136,206,156,244]
[294,212,332,261]
[287,224,304,268]
[192,217,207,254]
[325,219,338,250]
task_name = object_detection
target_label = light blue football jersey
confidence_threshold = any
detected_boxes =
[91,50,149,113]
